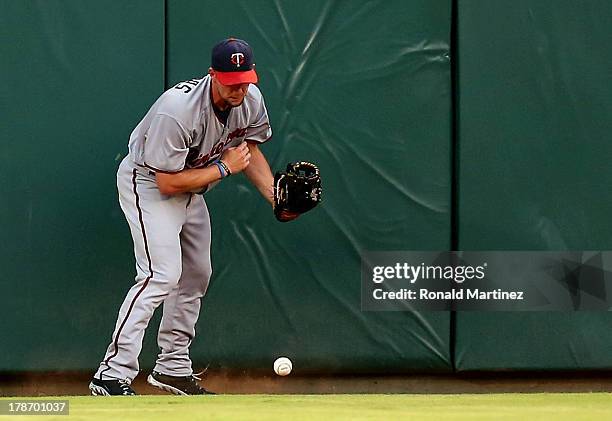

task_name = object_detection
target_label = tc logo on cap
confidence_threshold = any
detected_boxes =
[231,53,245,67]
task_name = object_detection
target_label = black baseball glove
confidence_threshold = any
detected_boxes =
[273,161,322,222]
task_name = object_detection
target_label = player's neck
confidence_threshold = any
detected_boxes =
[210,84,231,125]
[210,82,229,112]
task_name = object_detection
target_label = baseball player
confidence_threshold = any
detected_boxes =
[89,38,296,396]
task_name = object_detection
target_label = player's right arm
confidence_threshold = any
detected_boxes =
[155,142,251,195]
[142,111,251,195]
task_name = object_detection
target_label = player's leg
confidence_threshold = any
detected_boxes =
[150,194,213,394]
[92,162,189,389]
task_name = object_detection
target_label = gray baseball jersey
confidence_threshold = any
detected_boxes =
[94,75,271,383]
[129,74,271,189]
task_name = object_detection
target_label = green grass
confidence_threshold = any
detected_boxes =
[2,394,612,420]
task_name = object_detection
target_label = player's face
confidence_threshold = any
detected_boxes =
[217,81,250,107]
[209,70,250,108]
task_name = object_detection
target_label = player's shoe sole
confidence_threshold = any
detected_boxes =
[146,374,188,395]
[89,381,110,396]
[88,378,136,396]
[146,372,215,395]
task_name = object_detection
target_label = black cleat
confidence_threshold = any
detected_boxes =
[147,371,215,395]
[89,378,136,396]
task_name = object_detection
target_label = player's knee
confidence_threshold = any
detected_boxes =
[190,263,212,284]
[154,266,183,291]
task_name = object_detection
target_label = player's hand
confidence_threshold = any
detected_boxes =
[220,142,251,175]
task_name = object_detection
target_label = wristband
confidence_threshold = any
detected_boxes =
[214,161,227,178]
[218,160,232,176]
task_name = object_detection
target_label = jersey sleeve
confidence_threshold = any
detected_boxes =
[245,94,272,144]
[143,114,190,173]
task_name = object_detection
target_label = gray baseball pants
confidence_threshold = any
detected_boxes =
[95,157,212,382]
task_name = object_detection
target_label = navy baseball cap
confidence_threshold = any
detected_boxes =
[211,38,258,85]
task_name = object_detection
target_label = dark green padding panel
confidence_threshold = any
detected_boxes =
[456,0,612,370]
[167,0,453,372]
[0,1,164,370]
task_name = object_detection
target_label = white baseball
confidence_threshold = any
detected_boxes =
[273,357,292,376]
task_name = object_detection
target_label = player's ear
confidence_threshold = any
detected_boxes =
[208,68,214,77]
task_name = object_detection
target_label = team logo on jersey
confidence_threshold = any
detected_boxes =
[230,53,245,67]
[186,128,248,169]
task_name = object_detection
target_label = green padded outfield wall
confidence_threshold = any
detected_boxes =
[166,0,453,372]
[1,1,453,373]
[0,1,164,370]
[455,0,612,370]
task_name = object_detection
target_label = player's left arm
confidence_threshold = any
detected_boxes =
[243,141,300,221]
[243,141,274,206]
[242,89,299,220]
